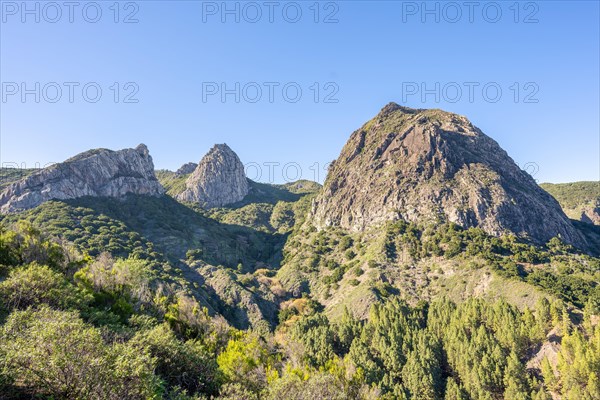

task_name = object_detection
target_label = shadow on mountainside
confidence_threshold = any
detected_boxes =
[59,194,286,329]
[63,194,289,269]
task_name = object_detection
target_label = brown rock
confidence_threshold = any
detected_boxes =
[312,103,587,248]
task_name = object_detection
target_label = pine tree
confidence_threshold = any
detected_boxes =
[503,351,531,400]
[540,358,557,392]
[444,378,467,400]
[532,388,552,400]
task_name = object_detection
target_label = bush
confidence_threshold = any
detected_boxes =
[0,263,87,311]
[266,371,349,400]
[131,324,219,396]
[325,259,339,270]
[74,254,155,318]
[307,255,320,270]
[339,236,354,251]
[345,249,357,260]
[278,307,299,323]
[0,306,160,399]
[217,334,270,393]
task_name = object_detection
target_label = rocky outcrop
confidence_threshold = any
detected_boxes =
[312,103,587,248]
[580,203,600,225]
[0,144,164,213]
[175,162,198,177]
[177,144,249,208]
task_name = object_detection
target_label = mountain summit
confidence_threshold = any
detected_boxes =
[312,103,586,247]
[0,144,164,213]
[177,144,249,208]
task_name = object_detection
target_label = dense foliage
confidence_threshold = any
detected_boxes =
[0,221,598,399]
[281,219,600,314]
[0,172,598,399]
[540,181,599,210]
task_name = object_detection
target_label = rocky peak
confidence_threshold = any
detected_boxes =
[135,143,150,157]
[175,162,198,177]
[312,103,587,248]
[0,144,164,213]
[177,144,249,208]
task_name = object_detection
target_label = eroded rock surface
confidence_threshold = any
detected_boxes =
[177,144,249,208]
[0,144,164,213]
[312,103,586,248]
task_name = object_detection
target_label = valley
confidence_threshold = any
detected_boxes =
[0,104,598,399]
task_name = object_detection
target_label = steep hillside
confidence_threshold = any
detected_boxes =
[0,168,35,191]
[312,103,587,250]
[0,109,598,400]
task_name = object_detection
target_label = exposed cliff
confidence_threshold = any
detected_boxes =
[0,144,164,213]
[312,103,587,248]
[175,162,198,177]
[177,144,249,208]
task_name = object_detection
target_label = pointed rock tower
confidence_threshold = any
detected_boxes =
[177,144,249,208]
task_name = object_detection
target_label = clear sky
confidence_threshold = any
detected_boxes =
[1,0,598,184]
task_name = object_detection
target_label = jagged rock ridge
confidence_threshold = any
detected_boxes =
[177,144,249,208]
[0,144,164,214]
[312,103,587,248]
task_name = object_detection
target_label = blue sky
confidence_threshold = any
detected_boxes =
[1,0,598,184]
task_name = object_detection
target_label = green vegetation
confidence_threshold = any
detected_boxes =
[1,195,286,268]
[0,213,598,399]
[541,181,600,223]
[155,169,189,197]
[232,180,321,207]
[279,219,600,319]
[541,182,599,210]
[0,173,598,398]
[0,168,36,191]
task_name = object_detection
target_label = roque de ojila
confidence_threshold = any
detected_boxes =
[0,105,598,400]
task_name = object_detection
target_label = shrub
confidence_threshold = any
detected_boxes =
[217,334,270,393]
[0,263,87,311]
[339,236,353,251]
[345,249,357,260]
[131,324,219,396]
[325,259,339,270]
[0,306,160,399]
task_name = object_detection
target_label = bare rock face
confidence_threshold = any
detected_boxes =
[0,144,164,213]
[312,103,587,248]
[177,144,249,208]
[581,203,600,225]
[175,162,198,177]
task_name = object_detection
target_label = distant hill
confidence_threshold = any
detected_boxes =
[540,181,600,225]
